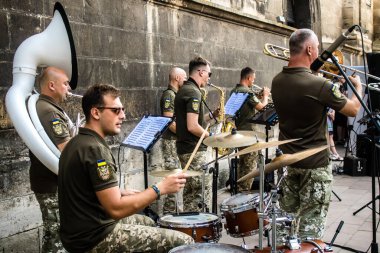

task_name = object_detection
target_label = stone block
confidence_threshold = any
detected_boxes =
[9,13,43,51]
[0,13,8,49]
[0,0,43,14]
[0,227,40,253]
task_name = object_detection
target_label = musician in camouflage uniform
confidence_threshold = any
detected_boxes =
[230,67,270,191]
[159,67,187,214]
[29,67,72,252]
[175,56,219,212]
[58,84,193,252]
[271,28,362,239]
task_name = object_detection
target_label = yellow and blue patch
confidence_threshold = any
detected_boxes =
[97,159,111,181]
[51,118,63,135]
[330,83,342,99]
[192,98,199,112]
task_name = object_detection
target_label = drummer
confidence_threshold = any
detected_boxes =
[58,84,194,252]
[230,67,270,191]
[271,29,362,240]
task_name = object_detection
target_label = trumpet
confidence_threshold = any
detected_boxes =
[263,43,380,85]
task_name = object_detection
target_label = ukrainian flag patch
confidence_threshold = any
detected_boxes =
[97,159,111,181]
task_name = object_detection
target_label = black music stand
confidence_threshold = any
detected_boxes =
[250,104,279,192]
[222,92,249,197]
[121,115,173,219]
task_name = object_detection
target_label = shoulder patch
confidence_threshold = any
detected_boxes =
[52,118,64,135]
[192,98,200,112]
[97,159,111,181]
[331,83,342,99]
[164,98,171,109]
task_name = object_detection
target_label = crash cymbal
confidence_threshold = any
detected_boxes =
[203,130,262,148]
[150,169,203,178]
[237,145,329,183]
[220,138,301,161]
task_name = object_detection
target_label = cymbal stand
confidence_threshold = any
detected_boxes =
[211,148,219,214]
[269,188,281,253]
[258,149,266,249]
[200,164,208,213]
[230,148,239,195]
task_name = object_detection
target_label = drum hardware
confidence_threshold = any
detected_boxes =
[168,243,251,253]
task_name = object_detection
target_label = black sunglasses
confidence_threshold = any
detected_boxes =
[198,69,212,77]
[97,107,125,115]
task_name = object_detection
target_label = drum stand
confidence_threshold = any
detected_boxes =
[257,149,266,250]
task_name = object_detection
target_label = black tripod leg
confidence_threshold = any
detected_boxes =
[332,190,342,202]
[353,195,380,216]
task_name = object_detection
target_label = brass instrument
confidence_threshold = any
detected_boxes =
[263,43,380,85]
[208,83,235,155]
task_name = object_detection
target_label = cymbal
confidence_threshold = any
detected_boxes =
[203,130,262,148]
[220,138,301,160]
[237,145,329,182]
[150,169,203,178]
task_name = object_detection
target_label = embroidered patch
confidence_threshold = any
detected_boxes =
[97,159,111,181]
[52,119,64,135]
[331,83,342,99]
[164,98,171,109]
[192,98,199,112]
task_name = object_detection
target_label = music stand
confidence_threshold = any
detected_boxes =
[250,103,279,192]
[222,92,249,196]
[121,115,173,218]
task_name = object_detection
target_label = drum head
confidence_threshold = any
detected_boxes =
[169,243,250,253]
[158,213,219,228]
[220,193,259,210]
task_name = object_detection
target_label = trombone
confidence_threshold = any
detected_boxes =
[263,43,380,83]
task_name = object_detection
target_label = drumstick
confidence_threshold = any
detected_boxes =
[182,123,210,173]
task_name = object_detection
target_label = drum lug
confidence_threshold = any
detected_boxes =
[234,225,239,233]
[192,227,197,239]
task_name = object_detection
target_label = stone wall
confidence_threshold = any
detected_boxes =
[0,0,293,251]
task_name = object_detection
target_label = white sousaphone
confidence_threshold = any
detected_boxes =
[5,2,78,175]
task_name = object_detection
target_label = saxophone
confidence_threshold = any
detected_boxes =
[208,83,235,155]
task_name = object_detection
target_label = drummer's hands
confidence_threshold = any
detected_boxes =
[348,75,362,94]
[157,172,187,195]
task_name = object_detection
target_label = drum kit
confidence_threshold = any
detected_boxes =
[151,129,331,252]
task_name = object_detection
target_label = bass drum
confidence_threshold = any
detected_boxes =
[169,243,251,253]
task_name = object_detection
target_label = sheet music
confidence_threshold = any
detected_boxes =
[225,92,249,116]
[122,115,172,151]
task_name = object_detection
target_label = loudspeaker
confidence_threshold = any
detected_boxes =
[343,155,367,176]
[356,134,380,176]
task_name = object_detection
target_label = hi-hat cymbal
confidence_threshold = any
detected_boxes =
[150,169,203,178]
[220,138,301,161]
[237,145,329,183]
[203,130,263,148]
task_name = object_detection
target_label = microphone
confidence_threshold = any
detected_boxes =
[310,25,356,71]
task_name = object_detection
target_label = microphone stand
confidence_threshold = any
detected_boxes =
[329,52,380,253]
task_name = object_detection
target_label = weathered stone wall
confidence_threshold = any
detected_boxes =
[0,0,292,251]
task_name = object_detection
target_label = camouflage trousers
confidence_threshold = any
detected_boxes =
[237,150,258,192]
[278,164,333,240]
[178,151,211,212]
[34,192,65,253]
[162,139,182,214]
[89,214,194,253]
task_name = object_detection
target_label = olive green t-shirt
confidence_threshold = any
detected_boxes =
[58,128,118,252]
[160,86,177,140]
[29,94,70,193]
[174,78,207,154]
[230,84,260,130]
[271,67,347,168]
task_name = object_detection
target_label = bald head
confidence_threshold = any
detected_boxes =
[289,29,318,56]
[168,67,187,90]
[39,66,70,103]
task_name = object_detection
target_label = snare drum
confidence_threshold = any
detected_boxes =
[158,212,222,243]
[169,243,251,253]
[220,192,262,237]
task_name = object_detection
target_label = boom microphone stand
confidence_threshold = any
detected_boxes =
[329,52,380,253]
